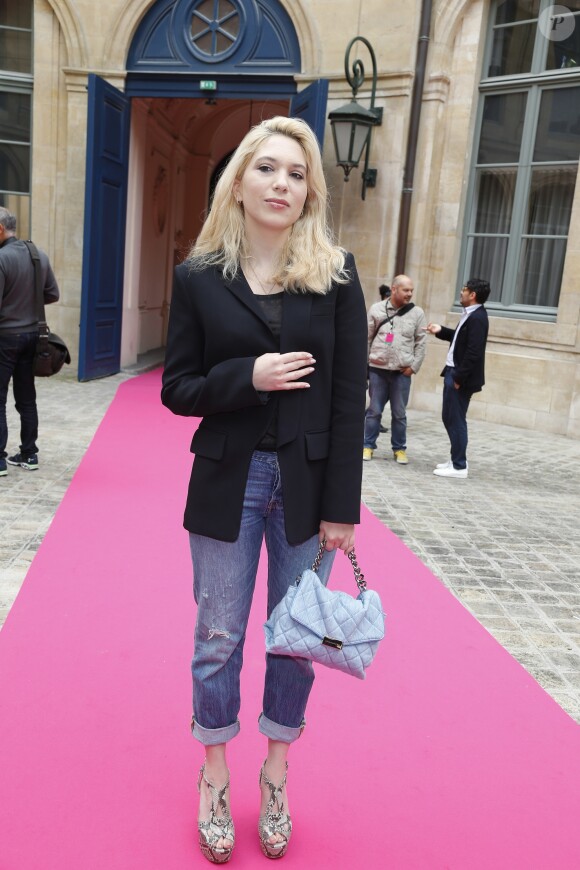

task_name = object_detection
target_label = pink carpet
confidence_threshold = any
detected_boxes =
[1,369,579,869]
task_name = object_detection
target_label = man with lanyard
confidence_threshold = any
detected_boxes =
[362,274,426,464]
[424,278,491,479]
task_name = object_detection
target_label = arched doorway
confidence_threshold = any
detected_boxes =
[78,0,328,380]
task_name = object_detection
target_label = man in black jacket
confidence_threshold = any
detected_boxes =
[0,208,60,476]
[424,279,490,479]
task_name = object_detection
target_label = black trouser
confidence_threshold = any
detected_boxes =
[0,331,39,459]
[441,366,473,470]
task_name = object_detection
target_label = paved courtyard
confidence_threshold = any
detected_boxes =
[1,370,579,723]
[362,407,580,724]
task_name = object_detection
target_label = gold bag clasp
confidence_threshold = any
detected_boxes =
[322,636,343,650]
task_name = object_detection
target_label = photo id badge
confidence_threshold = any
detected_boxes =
[385,332,394,343]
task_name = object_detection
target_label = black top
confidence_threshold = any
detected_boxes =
[254,292,283,450]
[254,291,283,338]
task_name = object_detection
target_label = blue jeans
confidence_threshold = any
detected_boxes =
[0,331,39,459]
[188,451,336,746]
[363,368,411,452]
[442,367,472,470]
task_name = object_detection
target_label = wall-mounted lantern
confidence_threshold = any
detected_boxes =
[328,36,383,200]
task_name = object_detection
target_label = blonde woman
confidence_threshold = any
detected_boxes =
[161,116,367,863]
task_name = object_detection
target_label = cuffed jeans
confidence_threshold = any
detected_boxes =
[0,332,39,460]
[442,367,473,470]
[188,450,336,746]
[363,368,411,452]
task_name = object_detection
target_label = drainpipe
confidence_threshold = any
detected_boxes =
[394,0,433,275]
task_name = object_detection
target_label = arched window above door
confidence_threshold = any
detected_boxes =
[127,0,301,74]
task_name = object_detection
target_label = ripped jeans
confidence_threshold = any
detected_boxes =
[188,451,335,746]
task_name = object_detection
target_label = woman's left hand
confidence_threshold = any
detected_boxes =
[319,521,355,553]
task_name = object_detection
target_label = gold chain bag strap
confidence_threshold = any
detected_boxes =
[264,541,385,679]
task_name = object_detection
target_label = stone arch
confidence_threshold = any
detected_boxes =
[434,0,483,54]
[277,0,317,72]
[102,0,158,70]
[102,0,317,74]
[44,0,89,68]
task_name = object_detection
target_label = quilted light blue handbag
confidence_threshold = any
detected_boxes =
[264,543,385,680]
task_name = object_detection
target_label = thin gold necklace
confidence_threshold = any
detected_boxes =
[246,259,278,296]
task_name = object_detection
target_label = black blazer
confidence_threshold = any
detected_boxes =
[161,253,368,544]
[436,305,489,393]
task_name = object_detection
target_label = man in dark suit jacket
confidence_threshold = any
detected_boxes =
[424,279,491,479]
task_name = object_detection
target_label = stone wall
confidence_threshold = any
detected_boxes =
[27,0,580,437]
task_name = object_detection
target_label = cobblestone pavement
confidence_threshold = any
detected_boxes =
[1,372,579,724]
[362,408,580,724]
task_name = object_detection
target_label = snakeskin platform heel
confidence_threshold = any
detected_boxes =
[197,764,235,864]
[258,760,292,859]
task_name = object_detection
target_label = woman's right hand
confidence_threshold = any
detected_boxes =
[252,352,315,391]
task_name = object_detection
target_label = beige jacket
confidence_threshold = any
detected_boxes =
[367,300,427,373]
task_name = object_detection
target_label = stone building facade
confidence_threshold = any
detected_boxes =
[2,0,579,435]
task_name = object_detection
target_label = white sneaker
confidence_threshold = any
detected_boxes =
[433,465,468,479]
[435,459,468,470]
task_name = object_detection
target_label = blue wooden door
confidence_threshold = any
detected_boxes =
[79,75,130,381]
[289,80,329,147]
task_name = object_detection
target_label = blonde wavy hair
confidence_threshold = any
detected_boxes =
[187,116,348,294]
